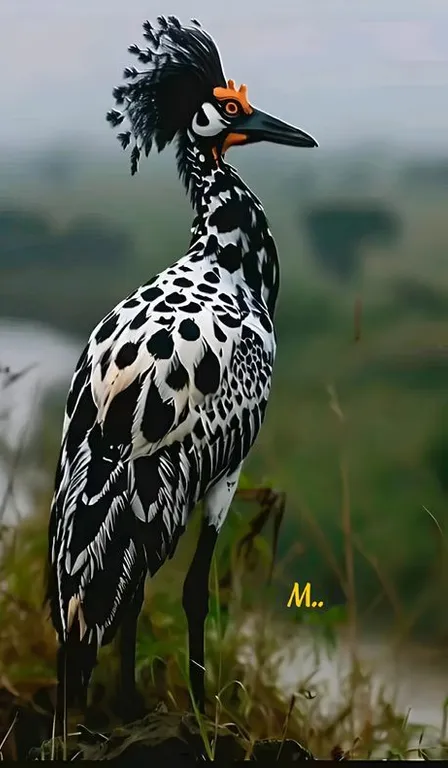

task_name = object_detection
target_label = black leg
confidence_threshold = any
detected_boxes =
[117,575,146,722]
[55,645,67,739]
[55,633,96,740]
[182,518,218,714]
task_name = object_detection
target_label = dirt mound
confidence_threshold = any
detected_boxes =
[36,710,315,762]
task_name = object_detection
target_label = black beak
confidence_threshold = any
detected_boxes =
[231,107,318,148]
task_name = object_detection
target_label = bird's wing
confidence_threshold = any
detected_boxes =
[48,273,275,645]
[47,342,147,647]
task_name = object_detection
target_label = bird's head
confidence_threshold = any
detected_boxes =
[107,16,317,176]
[198,78,318,157]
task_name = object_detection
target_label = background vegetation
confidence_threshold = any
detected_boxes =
[1,143,448,758]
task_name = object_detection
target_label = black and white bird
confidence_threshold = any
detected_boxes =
[46,15,317,721]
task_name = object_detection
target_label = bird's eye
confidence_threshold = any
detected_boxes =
[223,100,241,116]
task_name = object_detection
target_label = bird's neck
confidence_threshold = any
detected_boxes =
[176,131,280,317]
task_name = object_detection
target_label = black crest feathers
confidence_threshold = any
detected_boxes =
[106,16,227,175]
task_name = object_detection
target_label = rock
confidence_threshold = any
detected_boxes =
[34,709,315,762]
[251,738,315,761]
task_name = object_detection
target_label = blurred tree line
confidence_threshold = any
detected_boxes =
[302,202,401,281]
[0,209,139,335]
[0,197,403,330]
[2,147,448,641]
[0,209,131,268]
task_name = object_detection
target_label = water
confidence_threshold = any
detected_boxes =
[281,630,448,733]
[0,318,79,522]
[0,319,447,734]
[240,618,448,737]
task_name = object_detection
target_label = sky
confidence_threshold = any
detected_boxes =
[2,0,448,152]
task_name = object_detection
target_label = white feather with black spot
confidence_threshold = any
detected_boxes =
[47,136,278,651]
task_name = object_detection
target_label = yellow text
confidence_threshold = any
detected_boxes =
[287,582,324,609]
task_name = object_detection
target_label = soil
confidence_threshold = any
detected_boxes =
[0,683,315,762]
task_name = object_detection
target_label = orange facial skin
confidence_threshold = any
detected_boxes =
[213,79,254,116]
[212,79,253,156]
[221,131,248,154]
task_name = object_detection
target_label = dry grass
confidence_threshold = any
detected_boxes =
[0,369,447,761]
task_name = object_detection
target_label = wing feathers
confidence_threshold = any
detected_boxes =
[48,261,275,649]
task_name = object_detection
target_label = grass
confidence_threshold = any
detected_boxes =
[1,505,446,761]
[1,159,448,758]
[0,378,448,760]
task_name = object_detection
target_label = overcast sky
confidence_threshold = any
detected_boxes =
[2,0,448,152]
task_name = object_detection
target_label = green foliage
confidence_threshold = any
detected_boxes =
[2,150,448,759]
[401,159,448,192]
[392,277,448,321]
[2,155,448,640]
[294,604,349,651]
[0,208,133,270]
[302,201,401,281]
[1,477,447,760]
[0,207,136,334]
[0,209,53,267]
[57,216,132,267]
[426,434,448,496]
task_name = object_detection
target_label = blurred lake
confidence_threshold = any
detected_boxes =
[281,630,448,733]
[0,319,79,524]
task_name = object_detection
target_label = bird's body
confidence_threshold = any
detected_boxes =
[49,157,277,644]
[46,15,317,721]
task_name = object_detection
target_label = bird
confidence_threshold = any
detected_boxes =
[46,14,317,725]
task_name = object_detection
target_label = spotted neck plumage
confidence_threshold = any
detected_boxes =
[176,130,280,318]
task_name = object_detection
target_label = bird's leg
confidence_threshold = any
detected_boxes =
[183,466,242,714]
[55,646,68,740]
[55,627,96,738]
[182,517,218,714]
[117,575,146,722]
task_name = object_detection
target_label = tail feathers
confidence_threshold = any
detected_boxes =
[56,620,98,712]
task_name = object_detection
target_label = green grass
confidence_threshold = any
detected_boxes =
[0,454,447,760]
[2,156,448,758]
